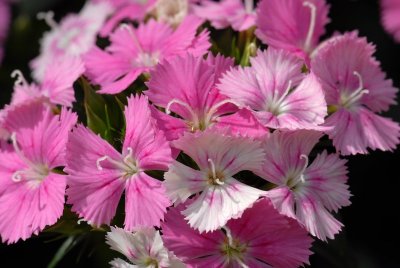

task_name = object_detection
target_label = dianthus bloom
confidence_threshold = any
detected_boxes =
[162,198,313,267]
[311,31,400,155]
[11,57,84,107]
[66,95,172,230]
[381,0,400,42]
[257,130,350,240]
[194,0,256,31]
[31,2,111,81]
[0,108,77,244]
[146,53,268,141]
[84,16,210,94]
[218,48,327,130]
[164,129,266,233]
[106,227,184,268]
[256,0,330,58]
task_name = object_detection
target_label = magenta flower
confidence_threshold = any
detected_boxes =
[146,53,268,141]
[194,0,256,31]
[311,31,400,155]
[381,0,400,42]
[164,129,266,233]
[84,16,210,94]
[106,227,184,268]
[162,198,313,267]
[257,130,350,241]
[218,48,327,130]
[65,95,172,230]
[31,2,111,81]
[255,0,330,58]
[11,57,84,107]
[0,108,77,244]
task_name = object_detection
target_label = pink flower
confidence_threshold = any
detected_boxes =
[256,130,350,241]
[255,0,330,58]
[218,48,327,130]
[164,129,266,233]
[381,0,400,42]
[0,0,11,64]
[11,57,84,107]
[0,108,77,244]
[31,2,111,81]
[162,198,313,267]
[194,0,256,31]
[146,53,268,141]
[311,31,400,155]
[65,95,172,230]
[106,227,184,268]
[84,16,210,94]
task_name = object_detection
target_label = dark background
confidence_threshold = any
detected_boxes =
[0,0,399,267]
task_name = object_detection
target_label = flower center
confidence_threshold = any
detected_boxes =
[221,227,248,267]
[135,52,160,67]
[339,71,369,109]
[166,98,239,132]
[96,147,139,178]
[207,158,225,186]
[265,80,293,116]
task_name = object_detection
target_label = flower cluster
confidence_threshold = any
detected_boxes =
[0,0,399,267]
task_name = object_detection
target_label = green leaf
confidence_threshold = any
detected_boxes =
[47,236,76,268]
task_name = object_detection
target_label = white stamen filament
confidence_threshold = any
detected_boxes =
[96,148,138,175]
[244,0,254,13]
[96,156,108,171]
[268,80,293,115]
[166,98,199,123]
[123,147,133,164]
[204,99,241,125]
[303,1,317,53]
[341,71,369,108]
[208,158,224,185]
[120,23,144,53]
[37,11,58,29]
[11,133,34,166]
[223,226,234,246]
[11,70,28,87]
[299,154,309,183]
[12,171,23,182]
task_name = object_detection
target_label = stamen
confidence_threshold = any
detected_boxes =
[223,226,234,246]
[166,99,199,125]
[123,147,133,164]
[204,99,241,124]
[268,80,293,114]
[244,0,254,13]
[12,171,23,182]
[11,70,28,87]
[208,158,217,179]
[353,71,364,91]
[37,11,58,29]
[341,71,369,108]
[215,178,225,185]
[96,156,108,171]
[237,259,250,268]
[299,154,309,183]
[303,1,317,53]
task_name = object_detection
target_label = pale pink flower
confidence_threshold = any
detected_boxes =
[257,130,350,241]
[0,0,11,64]
[164,129,266,233]
[311,31,400,155]
[84,16,210,94]
[194,0,256,31]
[65,95,172,230]
[381,0,400,42]
[162,198,313,267]
[11,57,84,107]
[146,53,268,141]
[218,48,327,130]
[31,2,112,81]
[255,0,330,58]
[106,227,184,268]
[0,108,77,244]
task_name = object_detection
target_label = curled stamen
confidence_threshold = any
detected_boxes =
[166,99,199,123]
[223,226,234,246]
[77,218,85,225]
[123,147,133,164]
[299,154,309,176]
[215,178,225,186]
[205,99,242,124]
[96,156,108,171]
[268,80,293,114]
[341,71,369,108]
[303,1,317,53]
[37,11,58,29]
[12,171,23,182]
[11,70,28,87]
